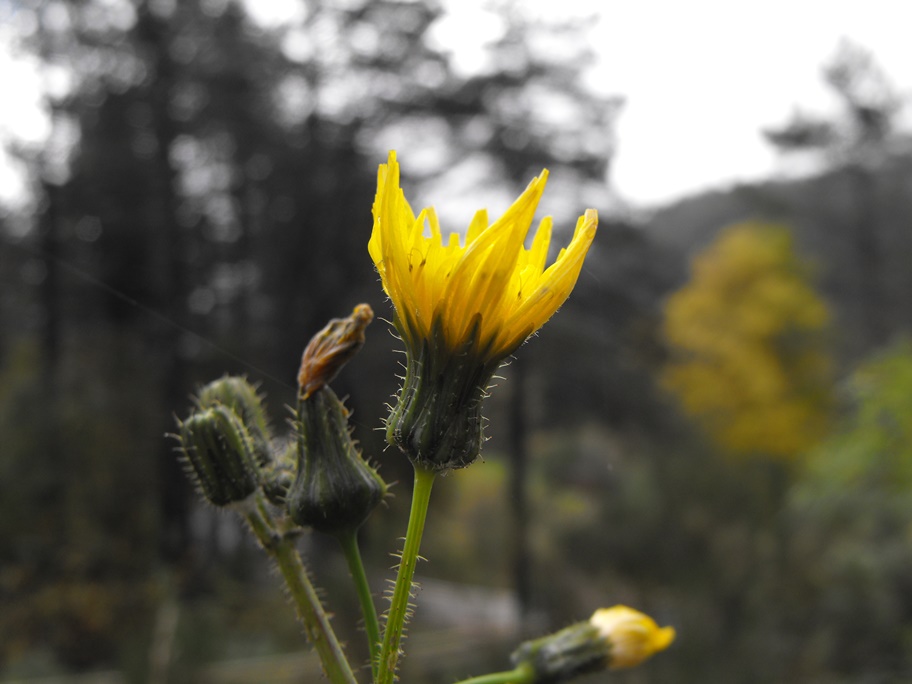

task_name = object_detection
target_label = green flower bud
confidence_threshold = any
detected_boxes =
[285,387,386,535]
[387,319,500,473]
[177,405,260,507]
[260,439,296,506]
[195,376,273,466]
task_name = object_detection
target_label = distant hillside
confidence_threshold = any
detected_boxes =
[641,153,912,361]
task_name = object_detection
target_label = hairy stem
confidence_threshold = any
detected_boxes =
[243,498,358,684]
[378,466,436,684]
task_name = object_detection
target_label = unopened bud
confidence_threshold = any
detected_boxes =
[261,439,296,506]
[195,376,273,466]
[177,406,260,507]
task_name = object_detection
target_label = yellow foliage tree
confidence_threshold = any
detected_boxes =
[662,222,833,460]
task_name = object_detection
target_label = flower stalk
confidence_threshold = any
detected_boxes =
[377,465,436,684]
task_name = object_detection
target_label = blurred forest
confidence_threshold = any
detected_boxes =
[1,1,911,682]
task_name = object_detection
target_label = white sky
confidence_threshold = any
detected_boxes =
[2,0,911,209]
[430,0,912,206]
[590,0,912,205]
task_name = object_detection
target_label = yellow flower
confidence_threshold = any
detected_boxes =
[368,151,597,472]
[369,150,597,363]
[590,605,676,670]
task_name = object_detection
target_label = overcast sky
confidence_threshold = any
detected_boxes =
[2,0,910,210]
[429,0,912,206]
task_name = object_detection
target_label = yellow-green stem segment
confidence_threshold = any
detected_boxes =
[243,499,358,684]
[338,530,381,680]
[378,466,436,684]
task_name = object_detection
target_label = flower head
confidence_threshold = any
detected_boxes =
[369,151,597,472]
[369,151,597,363]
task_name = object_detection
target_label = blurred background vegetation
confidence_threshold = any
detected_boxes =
[2,1,911,682]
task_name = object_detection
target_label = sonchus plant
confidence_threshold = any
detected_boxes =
[174,152,673,684]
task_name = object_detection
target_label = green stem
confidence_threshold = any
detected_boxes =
[338,530,381,680]
[377,466,436,684]
[243,500,358,684]
[452,664,535,684]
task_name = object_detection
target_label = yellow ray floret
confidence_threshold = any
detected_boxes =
[369,151,598,360]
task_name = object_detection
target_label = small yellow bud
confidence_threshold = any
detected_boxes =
[511,605,674,682]
[589,605,676,670]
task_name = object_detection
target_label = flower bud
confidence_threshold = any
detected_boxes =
[510,605,674,683]
[260,439,296,506]
[177,405,260,507]
[195,376,273,466]
[285,387,386,534]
